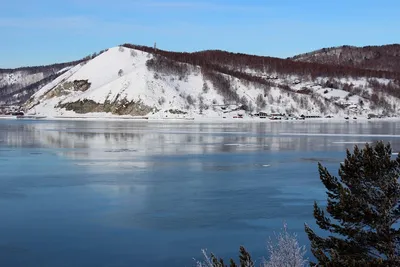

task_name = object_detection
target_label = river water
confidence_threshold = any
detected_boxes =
[0,119,399,267]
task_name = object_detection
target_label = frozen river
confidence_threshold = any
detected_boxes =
[1,119,400,266]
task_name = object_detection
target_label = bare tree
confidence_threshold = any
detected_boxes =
[195,247,254,267]
[195,249,213,267]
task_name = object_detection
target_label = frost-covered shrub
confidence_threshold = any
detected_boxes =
[195,223,307,267]
[262,223,308,267]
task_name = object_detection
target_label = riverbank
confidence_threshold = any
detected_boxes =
[2,114,400,123]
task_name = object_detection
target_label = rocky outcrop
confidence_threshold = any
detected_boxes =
[45,80,91,99]
[57,98,154,116]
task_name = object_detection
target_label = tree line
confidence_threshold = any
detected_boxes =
[290,44,400,73]
[122,44,400,81]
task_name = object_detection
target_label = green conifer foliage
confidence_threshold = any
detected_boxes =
[305,141,400,266]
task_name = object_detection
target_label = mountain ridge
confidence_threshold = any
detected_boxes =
[289,44,400,73]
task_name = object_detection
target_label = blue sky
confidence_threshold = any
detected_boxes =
[1,0,399,68]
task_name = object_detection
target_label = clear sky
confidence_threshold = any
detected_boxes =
[1,0,399,68]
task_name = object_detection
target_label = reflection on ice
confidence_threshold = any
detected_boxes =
[1,120,400,172]
[104,149,138,153]
[331,141,372,144]
[280,133,400,137]
[299,157,340,163]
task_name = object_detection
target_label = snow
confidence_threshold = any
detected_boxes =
[56,66,73,74]
[24,46,400,120]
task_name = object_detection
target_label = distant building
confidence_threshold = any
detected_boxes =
[300,114,322,119]
[253,111,268,118]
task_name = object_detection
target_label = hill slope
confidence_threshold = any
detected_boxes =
[25,45,400,119]
[290,44,400,73]
[0,58,90,105]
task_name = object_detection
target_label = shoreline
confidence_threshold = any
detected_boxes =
[1,114,400,123]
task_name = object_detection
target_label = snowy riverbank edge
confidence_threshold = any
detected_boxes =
[2,114,400,123]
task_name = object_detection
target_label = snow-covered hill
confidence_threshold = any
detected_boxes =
[24,45,400,120]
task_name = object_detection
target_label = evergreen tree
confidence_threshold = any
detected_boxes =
[305,141,400,266]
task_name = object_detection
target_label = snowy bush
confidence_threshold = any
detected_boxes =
[118,46,124,52]
[262,223,307,267]
[195,223,307,267]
